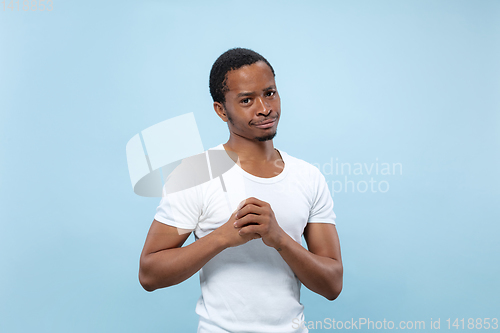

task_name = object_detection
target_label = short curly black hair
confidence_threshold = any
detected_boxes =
[209,48,275,105]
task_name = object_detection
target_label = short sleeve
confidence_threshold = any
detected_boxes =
[154,184,202,230]
[308,170,336,225]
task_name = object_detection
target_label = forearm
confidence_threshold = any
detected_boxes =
[139,231,226,291]
[277,234,343,300]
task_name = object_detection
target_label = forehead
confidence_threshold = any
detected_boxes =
[225,61,275,94]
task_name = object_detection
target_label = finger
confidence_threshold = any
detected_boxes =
[234,214,264,228]
[236,204,264,219]
[237,197,266,210]
[250,233,262,240]
[238,224,263,236]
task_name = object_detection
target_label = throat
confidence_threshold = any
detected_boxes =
[238,150,284,178]
[222,143,285,178]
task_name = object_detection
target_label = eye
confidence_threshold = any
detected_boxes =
[241,98,251,104]
[266,90,276,97]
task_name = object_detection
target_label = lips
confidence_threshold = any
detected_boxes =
[254,118,277,129]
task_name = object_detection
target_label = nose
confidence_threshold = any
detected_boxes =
[256,97,271,116]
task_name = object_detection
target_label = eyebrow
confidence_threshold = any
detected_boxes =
[236,85,276,98]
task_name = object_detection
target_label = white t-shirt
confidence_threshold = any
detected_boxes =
[154,144,336,333]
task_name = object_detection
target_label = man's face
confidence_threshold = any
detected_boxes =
[217,61,281,142]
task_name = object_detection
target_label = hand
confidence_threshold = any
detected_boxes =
[213,210,261,249]
[234,197,286,250]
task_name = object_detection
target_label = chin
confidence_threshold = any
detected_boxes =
[256,131,277,142]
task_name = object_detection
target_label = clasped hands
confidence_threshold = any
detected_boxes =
[217,197,286,251]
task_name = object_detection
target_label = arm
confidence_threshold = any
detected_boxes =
[235,197,343,300]
[277,222,343,300]
[139,214,260,292]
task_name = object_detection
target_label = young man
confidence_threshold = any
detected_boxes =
[139,48,343,333]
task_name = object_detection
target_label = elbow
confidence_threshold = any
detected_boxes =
[140,273,177,291]
[138,257,176,291]
[325,284,342,301]
[139,256,159,292]
[325,265,343,301]
[138,270,156,292]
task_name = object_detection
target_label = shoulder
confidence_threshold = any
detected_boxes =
[280,149,325,181]
[208,143,224,151]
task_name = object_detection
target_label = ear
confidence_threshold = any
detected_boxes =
[213,102,228,123]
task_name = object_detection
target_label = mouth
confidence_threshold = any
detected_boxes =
[253,118,277,129]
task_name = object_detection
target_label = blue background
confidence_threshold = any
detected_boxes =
[1,1,499,332]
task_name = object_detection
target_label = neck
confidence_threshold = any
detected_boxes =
[223,136,277,163]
